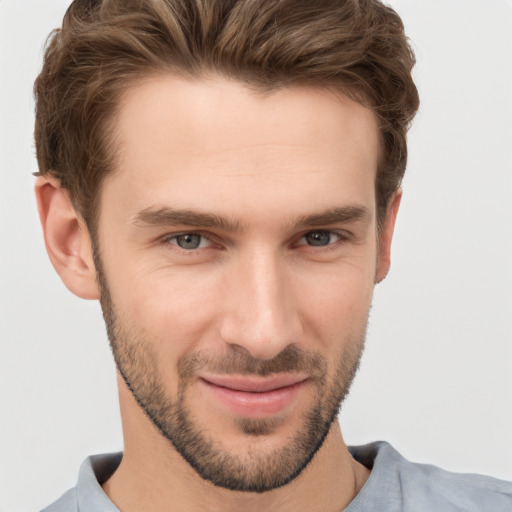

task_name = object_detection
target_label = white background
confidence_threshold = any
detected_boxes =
[0,1,511,511]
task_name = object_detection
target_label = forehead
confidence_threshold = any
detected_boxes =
[103,75,380,223]
[113,75,379,163]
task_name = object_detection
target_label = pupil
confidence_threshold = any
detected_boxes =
[177,234,201,249]
[306,231,331,246]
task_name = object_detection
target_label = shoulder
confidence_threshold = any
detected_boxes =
[402,454,512,510]
[40,487,78,512]
[39,452,122,512]
[349,441,512,512]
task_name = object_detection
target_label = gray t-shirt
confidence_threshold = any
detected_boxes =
[41,441,512,511]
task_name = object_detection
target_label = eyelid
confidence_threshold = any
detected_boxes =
[160,230,215,249]
[294,229,351,247]
[157,228,351,251]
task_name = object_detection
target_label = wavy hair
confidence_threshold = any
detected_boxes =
[34,0,419,233]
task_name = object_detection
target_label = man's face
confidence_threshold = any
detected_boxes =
[95,76,383,491]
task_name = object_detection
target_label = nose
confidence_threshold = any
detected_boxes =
[219,248,303,361]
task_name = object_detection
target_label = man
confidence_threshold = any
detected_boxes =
[31,0,512,510]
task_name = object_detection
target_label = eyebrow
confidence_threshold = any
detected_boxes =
[133,204,370,231]
[293,206,370,229]
[134,207,242,231]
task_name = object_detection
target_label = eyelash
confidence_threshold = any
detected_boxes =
[160,230,350,253]
[296,230,349,249]
[160,231,215,251]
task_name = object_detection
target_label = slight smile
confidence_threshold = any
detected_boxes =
[199,374,309,417]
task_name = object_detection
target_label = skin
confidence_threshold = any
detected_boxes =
[36,75,401,512]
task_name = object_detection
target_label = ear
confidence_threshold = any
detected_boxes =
[375,189,402,283]
[35,176,100,300]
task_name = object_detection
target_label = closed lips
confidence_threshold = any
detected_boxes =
[199,374,309,392]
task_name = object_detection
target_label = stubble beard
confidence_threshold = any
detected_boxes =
[95,257,367,493]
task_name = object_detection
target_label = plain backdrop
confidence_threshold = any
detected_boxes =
[0,1,511,511]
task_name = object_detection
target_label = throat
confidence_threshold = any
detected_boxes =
[103,416,368,512]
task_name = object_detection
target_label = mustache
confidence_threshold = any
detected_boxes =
[177,345,327,380]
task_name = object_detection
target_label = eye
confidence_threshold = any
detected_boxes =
[165,233,212,250]
[298,230,344,247]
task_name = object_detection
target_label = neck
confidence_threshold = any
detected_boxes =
[102,383,370,512]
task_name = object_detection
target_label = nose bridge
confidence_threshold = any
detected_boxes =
[220,246,301,360]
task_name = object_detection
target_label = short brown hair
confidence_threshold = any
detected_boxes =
[34,0,419,233]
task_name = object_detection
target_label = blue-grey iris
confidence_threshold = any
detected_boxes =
[175,234,202,250]
[305,231,332,247]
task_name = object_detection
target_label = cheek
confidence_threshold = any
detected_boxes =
[114,266,223,361]
[295,262,375,347]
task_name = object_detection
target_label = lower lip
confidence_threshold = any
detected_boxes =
[200,379,307,417]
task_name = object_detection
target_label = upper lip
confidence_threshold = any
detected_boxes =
[200,374,308,393]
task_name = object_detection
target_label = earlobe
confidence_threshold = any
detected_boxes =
[35,176,100,300]
[375,190,402,284]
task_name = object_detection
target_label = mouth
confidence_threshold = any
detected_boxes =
[199,374,309,417]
